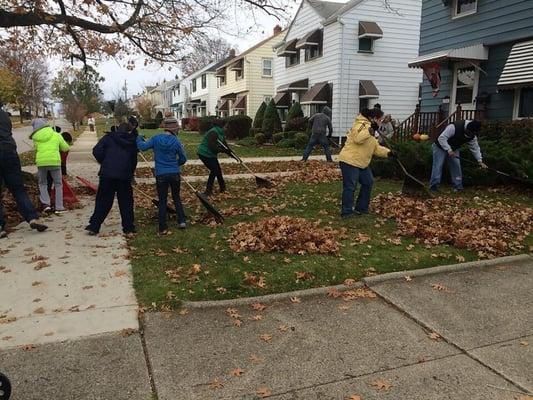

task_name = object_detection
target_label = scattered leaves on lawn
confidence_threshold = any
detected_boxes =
[295,271,315,282]
[370,378,392,391]
[243,272,267,289]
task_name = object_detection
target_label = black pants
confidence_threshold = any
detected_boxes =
[198,155,225,194]
[88,177,135,233]
[156,173,186,232]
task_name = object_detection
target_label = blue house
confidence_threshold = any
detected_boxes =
[397,0,533,139]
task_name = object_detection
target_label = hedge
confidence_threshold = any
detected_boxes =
[225,115,252,139]
[371,119,533,187]
[253,102,267,129]
[285,102,304,132]
[155,111,163,128]
[285,116,308,133]
[140,119,159,129]
[262,99,282,138]
[199,116,218,134]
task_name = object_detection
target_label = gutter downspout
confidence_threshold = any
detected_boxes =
[338,16,346,146]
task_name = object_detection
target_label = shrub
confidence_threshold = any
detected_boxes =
[261,99,282,138]
[181,118,189,129]
[155,111,163,127]
[272,132,284,144]
[187,116,199,131]
[284,131,298,139]
[225,115,252,139]
[199,116,218,134]
[250,127,262,136]
[277,138,297,148]
[294,132,310,149]
[140,120,158,129]
[285,116,309,133]
[255,132,267,145]
[253,102,267,129]
[286,101,304,122]
[237,136,257,146]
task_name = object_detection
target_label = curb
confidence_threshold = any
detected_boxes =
[183,254,531,309]
[363,254,531,285]
[183,282,364,309]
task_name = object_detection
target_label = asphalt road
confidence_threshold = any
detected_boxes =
[11,118,71,153]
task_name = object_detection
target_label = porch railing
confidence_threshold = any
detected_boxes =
[430,105,486,140]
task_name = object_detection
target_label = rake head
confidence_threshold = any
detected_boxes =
[196,192,224,224]
[255,176,273,188]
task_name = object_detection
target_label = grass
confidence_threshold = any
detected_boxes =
[127,177,532,309]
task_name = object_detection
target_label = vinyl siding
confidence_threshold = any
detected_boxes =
[275,0,422,136]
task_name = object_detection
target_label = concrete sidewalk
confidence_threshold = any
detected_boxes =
[1,256,531,399]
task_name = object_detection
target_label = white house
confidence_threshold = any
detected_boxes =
[274,0,422,136]
[170,77,191,121]
[187,55,234,117]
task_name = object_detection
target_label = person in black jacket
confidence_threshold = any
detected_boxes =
[85,122,138,235]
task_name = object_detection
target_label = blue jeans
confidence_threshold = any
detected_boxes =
[429,143,463,190]
[88,177,135,233]
[198,155,225,194]
[156,173,186,231]
[302,134,333,162]
[340,162,374,216]
[0,144,39,229]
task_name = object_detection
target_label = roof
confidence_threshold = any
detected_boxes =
[408,44,489,68]
[324,0,365,24]
[497,39,533,89]
[207,55,235,72]
[307,0,344,19]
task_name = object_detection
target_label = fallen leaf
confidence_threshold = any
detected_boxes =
[21,344,37,351]
[32,281,42,286]
[229,367,244,377]
[34,261,50,270]
[121,328,137,337]
[33,307,45,314]
[404,276,413,282]
[250,315,263,321]
[290,296,301,304]
[233,319,242,328]
[249,353,264,363]
[370,377,392,391]
[428,332,440,340]
[256,386,272,398]
[344,278,357,286]
[178,308,189,316]
[260,333,273,342]
[216,287,227,294]
[82,285,93,290]
[278,325,289,332]
[209,378,224,389]
[455,255,466,262]
[114,270,127,277]
[226,308,241,319]
[348,396,362,400]
[1,336,13,341]
[520,341,529,347]
[431,283,447,291]
[251,302,267,311]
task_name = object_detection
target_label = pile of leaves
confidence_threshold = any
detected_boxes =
[229,216,344,255]
[282,161,341,184]
[372,193,533,257]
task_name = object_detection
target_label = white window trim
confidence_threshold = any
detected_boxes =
[452,0,478,19]
[513,88,533,120]
[262,58,273,78]
[450,61,480,114]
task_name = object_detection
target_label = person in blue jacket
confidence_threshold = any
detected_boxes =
[137,117,187,234]
[86,121,138,235]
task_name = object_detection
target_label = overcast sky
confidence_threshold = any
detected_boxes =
[60,3,308,99]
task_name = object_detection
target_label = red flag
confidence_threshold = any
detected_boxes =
[423,63,441,98]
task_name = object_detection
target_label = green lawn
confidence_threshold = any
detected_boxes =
[127,176,533,309]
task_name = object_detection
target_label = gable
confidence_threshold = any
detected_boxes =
[285,0,327,41]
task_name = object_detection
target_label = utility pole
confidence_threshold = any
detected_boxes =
[122,80,128,102]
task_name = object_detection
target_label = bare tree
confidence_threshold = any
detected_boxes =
[181,37,234,76]
[134,97,154,120]
[0,0,290,67]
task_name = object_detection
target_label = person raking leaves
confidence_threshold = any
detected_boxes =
[137,116,187,234]
[197,118,231,196]
[429,119,488,192]
[338,108,396,218]
[301,106,333,162]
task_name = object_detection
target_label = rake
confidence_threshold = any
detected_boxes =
[181,176,224,224]
[217,140,273,188]
[457,156,533,188]
[0,371,11,400]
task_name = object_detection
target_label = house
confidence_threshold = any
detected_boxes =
[187,54,234,117]
[160,78,179,113]
[273,0,423,136]
[170,76,191,121]
[404,0,533,137]
[150,84,165,115]
[215,26,283,118]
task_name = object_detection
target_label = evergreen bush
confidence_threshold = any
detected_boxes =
[253,102,267,129]
[261,99,282,138]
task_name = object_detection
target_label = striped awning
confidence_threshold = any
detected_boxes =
[409,44,488,68]
[301,82,331,104]
[358,21,383,39]
[359,80,379,98]
[277,78,309,92]
[218,99,229,111]
[277,39,298,57]
[497,40,533,89]
[233,95,247,110]
[273,91,291,108]
[296,29,322,49]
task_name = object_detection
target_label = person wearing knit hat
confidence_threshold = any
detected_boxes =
[137,116,187,234]
[430,119,488,192]
[30,118,70,213]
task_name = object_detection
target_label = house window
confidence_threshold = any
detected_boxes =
[278,108,288,122]
[192,79,197,92]
[262,58,273,77]
[454,66,477,105]
[219,76,226,87]
[359,98,369,112]
[177,85,180,95]
[514,88,533,119]
[304,32,323,61]
[358,38,373,53]
[236,69,243,80]
[453,0,478,18]
[286,51,300,67]
[201,74,207,89]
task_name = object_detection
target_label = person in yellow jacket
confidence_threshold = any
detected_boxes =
[30,119,70,214]
[338,108,396,218]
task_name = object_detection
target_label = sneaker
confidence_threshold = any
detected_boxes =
[29,220,48,232]
[54,209,67,215]
[43,206,53,214]
[178,222,187,230]
[158,229,169,236]
[84,225,98,235]
[452,188,463,193]
[0,229,7,239]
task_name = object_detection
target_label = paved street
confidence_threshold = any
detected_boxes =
[11,118,72,153]
[1,255,531,399]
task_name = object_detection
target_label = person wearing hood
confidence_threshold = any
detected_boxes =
[430,119,488,192]
[301,106,333,162]
[197,119,229,196]
[30,118,70,214]
[338,108,396,218]
[0,103,48,237]
[137,117,187,234]
[86,121,138,235]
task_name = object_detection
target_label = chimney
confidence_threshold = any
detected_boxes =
[229,49,236,58]
[273,25,282,35]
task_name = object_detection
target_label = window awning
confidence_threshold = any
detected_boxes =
[408,44,489,68]
[189,99,202,104]
[273,91,291,108]
[497,40,533,89]
[301,82,331,104]
[277,39,298,57]
[229,58,244,71]
[358,21,383,39]
[233,95,247,110]
[277,78,309,92]
[200,101,206,107]
[359,80,379,98]
[218,99,229,111]
[170,103,180,108]
[296,29,321,49]
[221,92,237,100]
[215,67,226,77]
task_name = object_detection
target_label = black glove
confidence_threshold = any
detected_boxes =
[327,133,332,139]
[371,121,379,132]
[388,150,398,159]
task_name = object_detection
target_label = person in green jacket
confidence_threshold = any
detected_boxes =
[197,119,230,195]
[30,119,70,213]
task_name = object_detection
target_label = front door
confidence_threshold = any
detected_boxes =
[450,62,480,114]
